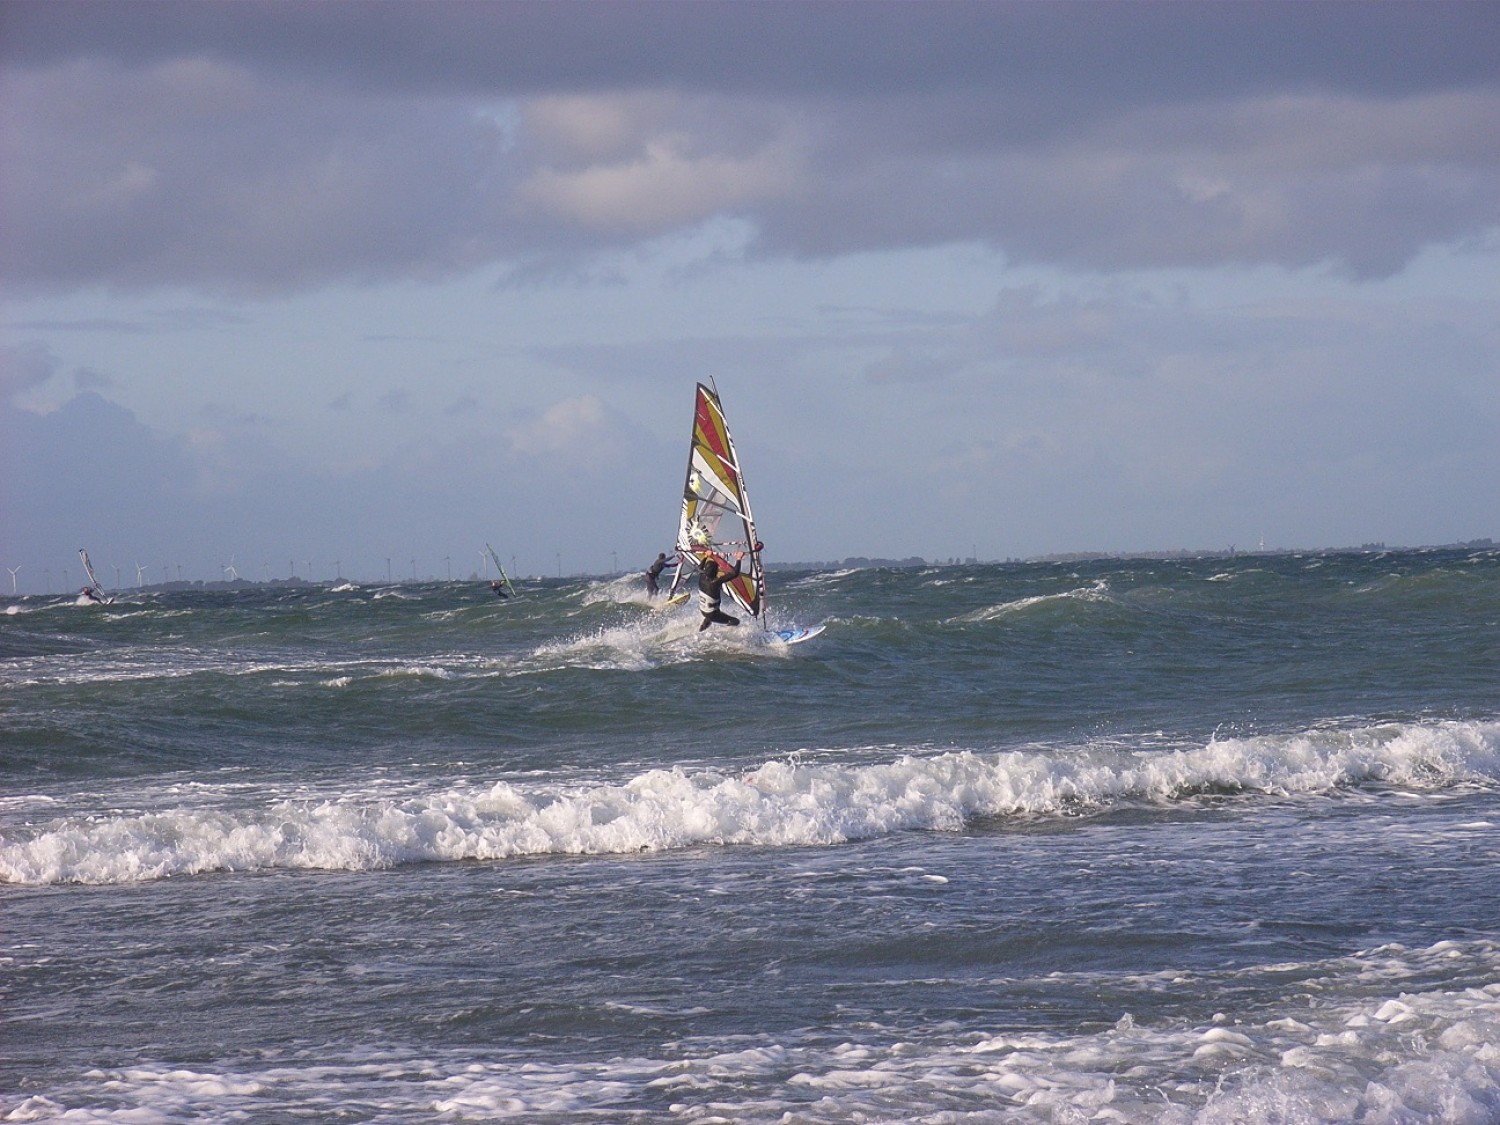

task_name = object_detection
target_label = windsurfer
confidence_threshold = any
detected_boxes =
[697,553,744,631]
[490,580,509,599]
[645,552,671,596]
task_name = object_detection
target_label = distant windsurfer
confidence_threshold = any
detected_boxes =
[77,548,110,604]
[645,552,671,597]
[490,580,509,599]
[697,553,744,631]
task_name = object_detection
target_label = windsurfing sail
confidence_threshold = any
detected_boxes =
[485,543,517,596]
[77,548,112,603]
[666,382,766,622]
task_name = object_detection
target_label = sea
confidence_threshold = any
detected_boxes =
[4,548,1500,1124]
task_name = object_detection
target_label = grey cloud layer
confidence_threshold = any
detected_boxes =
[7,1,1493,102]
[3,1,1497,292]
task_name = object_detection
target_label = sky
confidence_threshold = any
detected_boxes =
[2,0,1498,592]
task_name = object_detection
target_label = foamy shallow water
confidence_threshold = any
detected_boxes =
[10,960,1500,1124]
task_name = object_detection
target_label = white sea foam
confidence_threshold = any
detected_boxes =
[784,569,860,588]
[9,941,1500,1123]
[579,573,658,608]
[0,650,500,690]
[376,664,456,680]
[528,611,793,672]
[955,578,1112,622]
[4,719,1496,886]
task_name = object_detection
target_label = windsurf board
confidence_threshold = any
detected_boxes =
[773,624,825,646]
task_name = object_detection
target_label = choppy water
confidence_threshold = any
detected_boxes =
[5,549,1500,1122]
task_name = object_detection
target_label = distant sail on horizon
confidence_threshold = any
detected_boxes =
[485,543,516,596]
[77,548,110,602]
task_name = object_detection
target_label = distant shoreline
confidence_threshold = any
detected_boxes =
[30,538,1492,595]
[771,538,1496,570]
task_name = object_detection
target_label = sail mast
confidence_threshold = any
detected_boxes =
[485,543,516,596]
[670,381,766,623]
[77,548,112,603]
[710,380,767,624]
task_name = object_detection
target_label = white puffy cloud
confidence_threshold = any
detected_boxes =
[504,394,618,462]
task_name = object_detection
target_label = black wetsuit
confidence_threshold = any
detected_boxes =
[645,555,669,596]
[697,560,743,631]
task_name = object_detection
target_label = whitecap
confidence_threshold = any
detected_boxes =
[8,718,1497,886]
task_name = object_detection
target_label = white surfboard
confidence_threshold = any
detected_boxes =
[773,624,825,646]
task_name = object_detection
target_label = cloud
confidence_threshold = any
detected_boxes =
[503,394,619,461]
[378,388,413,414]
[5,2,1495,105]
[1,392,197,564]
[855,281,1500,535]
[444,394,480,417]
[518,134,802,233]
[72,366,114,392]
[0,341,60,400]
[2,2,1497,295]
[0,56,516,295]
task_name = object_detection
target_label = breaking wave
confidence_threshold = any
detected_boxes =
[5,719,1496,886]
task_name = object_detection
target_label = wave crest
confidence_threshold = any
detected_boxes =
[4,720,1496,885]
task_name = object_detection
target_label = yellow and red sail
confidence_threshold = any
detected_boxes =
[672,383,765,618]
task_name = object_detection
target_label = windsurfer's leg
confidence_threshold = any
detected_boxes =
[699,614,713,632]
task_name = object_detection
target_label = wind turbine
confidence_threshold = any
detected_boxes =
[223,556,239,582]
[6,565,19,594]
[135,563,147,588]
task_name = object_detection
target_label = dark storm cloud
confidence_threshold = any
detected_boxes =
[1,58,515,293]
[2,1,1497,292]
[5,1,1493,103]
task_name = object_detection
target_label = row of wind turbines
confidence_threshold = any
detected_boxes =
[6,547,542,595]
[6,561,168,595]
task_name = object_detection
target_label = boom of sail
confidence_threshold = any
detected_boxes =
[667,382,765,621]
